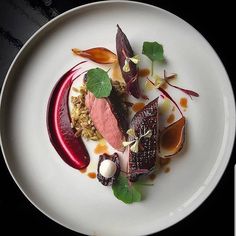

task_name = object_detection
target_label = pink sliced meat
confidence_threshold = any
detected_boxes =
[85,91,128,151]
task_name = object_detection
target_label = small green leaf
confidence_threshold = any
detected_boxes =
[112,174,141,204]
[142,41,164,62]
[86,68,112,98]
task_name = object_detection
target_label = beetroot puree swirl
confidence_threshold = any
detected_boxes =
[47,61,90,169]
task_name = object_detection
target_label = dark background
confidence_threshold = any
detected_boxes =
[0,0,234,235]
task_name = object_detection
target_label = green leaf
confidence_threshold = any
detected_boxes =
[112,174,141,204]
[142,41,164,62]
[86,68,112,98]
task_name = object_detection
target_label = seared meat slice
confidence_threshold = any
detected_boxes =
[85,89,128,151]
[128,98,159,182]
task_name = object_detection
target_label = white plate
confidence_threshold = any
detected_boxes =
[0,1,235,235]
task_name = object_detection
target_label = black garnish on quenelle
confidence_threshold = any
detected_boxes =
[97,153,120,186]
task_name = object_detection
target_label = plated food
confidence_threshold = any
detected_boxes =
[47,25,199,204]
[0,2,234,235]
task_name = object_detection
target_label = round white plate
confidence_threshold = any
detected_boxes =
[0,1,235,235]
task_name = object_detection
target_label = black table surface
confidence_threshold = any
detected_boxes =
[0,0,235,235]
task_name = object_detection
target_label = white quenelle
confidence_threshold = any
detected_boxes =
[99,159,117,178]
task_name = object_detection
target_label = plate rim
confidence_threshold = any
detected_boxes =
[0,1,235,235]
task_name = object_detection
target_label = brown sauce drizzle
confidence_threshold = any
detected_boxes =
[79,168,87,174]
[139,68,150,77]
[167,113,175,124]
[132,102,145,112]
[161,117,185,151]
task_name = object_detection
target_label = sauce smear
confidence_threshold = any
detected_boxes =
[47,61,90,170]
[164,167,170,173]
[180,97,188,108]
[88,172,97,179]
[139,68,150,77]
[160,117,185,156]
[148,173,157,181]
[94,139,109,155]
[132,102,145,112]
[167,113,175,124]
[79,168,87,174]
[160,157,171,166]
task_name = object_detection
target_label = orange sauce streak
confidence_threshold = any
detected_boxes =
[139,68,150,77]
[167,113,175,124]
[132,102,145,113]
[87,172,97,179]
[79,168,87,174]
[94,140,109,155]
[180,97,188,108]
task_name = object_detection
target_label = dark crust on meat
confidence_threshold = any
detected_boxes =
[128,98,159,182]
[97,153,120,186]
[106,87,129,135]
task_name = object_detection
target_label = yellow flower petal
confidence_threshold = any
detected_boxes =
[127,128,136,137]
[122,59,130,72]
[144,130,152,138]
[130,140,139,153]
[122,140,135,147]
[129,55,140,64]
[154,75,165,88]
[145,80,156,90]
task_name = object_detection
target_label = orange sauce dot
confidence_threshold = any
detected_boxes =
[87,172,97,179]
[149,173,157,181]
[139,68,150,77]
[79,168,87,174]
[94,139,109,155]
[167,113,175,124]
[160,157,171,166]
[132,102,145,113]
[164,167,170,173]
[180,97,188,108]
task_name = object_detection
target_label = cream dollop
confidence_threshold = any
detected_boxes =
[99,159,117,178]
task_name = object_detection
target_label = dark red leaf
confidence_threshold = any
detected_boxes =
[146,77,183,117]
[164,70,199,99]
